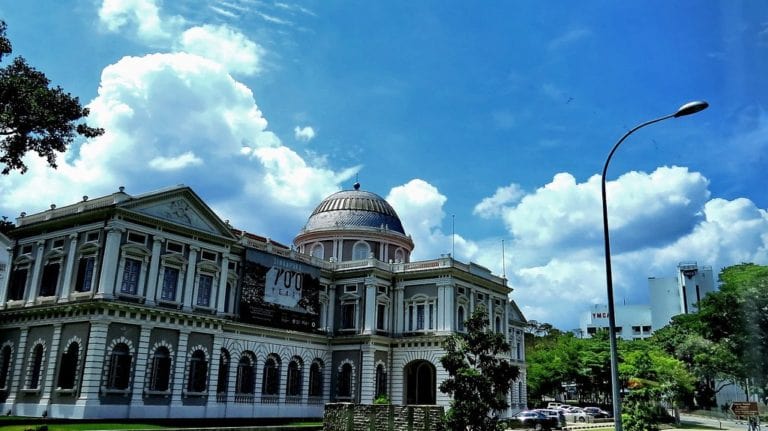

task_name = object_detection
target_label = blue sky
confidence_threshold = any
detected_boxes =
[1,1,767,330]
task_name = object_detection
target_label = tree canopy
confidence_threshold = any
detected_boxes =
[440,307,519,431]
[0,20,103,175]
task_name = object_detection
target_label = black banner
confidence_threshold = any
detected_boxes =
[238,248,322,332]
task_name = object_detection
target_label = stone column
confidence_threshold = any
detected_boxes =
[171,331,189,406]
[77,321,109,404]
[40,323,63,408]
[208,334,223,401]
[182,247,199,311]
[96,227,124,299]
[0,246,13,303]
[326,286,336,333]
[59,233,79,302]
[144,236,164,306]
[130,325,153,405]
[215,255,230,314]
[362,277,377,334]
[393,282,405,335]
[488,296,494,328]
[24,241,45,305]
[358,346,375,404]
[4,326,29,406]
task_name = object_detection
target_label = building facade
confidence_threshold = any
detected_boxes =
[579,262,715,340]
[0,184,527,419]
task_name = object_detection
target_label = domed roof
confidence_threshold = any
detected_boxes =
[302,183,406,235]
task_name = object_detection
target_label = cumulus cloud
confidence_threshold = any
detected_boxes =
[178,25,265,75]
[98,0,183,45]
[0,51,350,240]
[294,126,316,142]
[473,184,524,219]
[466,166,768,330]
[98,0,265,76]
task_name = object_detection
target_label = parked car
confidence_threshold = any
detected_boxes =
[535,408,567,429]
[511,410,559,431]
[547,402,566,409]
[583,406,611,418]
[562,407,589,423]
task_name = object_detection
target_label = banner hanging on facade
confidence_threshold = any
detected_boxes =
[238,248,321,332]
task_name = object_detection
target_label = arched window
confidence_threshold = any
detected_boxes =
[311,243,324,259]
[286,358,302,397]
[0,344,13,391]
[148,346,171,392]
[236,352,255,395]
[57,342,80,390]
[337,363,352,399]
[106,343,132,390]
[26,344,44,390]
[262,355,280,396]
[308,360,323,398]
[352,241,370,260]
[457,306,465,332]
[394,248,405,263]
[375,363,387,398]
[187,350,208,393]
[217,349,230,396]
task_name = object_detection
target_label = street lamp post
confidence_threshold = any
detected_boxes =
[601,101,709,431]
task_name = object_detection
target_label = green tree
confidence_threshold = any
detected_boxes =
[0,20,103,175]
[440,307,519,431]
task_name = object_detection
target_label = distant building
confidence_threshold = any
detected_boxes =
[0,184,527,420]
[579,262,715,340]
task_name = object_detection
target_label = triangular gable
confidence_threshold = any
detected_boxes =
[119,186,235,239]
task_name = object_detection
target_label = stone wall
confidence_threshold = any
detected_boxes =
[324,403,445,431]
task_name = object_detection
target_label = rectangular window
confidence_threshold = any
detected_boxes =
[201,250,217,262]
[161,267,179,301]
[416,304,425,330]
[75,257,95,292]
[196,274,213,307]
[20,244,33,255]
[127,232,146,245]
[8,267,28,300]
[341,303,356,329]
[85,231,100,243]
[166,241,184,254]
[121,258,142,295]
[376,303,386,331]
[344,285,357,293]
[52,238,65,249]
[642,325,652,333]
[428,304,434,330]
[39,262,60,296]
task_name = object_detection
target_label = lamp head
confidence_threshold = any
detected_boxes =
[674,101,709,118]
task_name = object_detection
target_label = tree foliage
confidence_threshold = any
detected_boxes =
[440,307,519,431]
[650,263,768,406]
[0,20,103,175]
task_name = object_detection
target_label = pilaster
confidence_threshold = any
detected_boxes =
[362,277,377,334]
[144,236,164,306]
[171,331,189,406]
[77,321,109,402]
[58,233,79,302]
[326,286,336,333]
[40,323,62,408]
[182,247,199,311]
[130,325,153,405]
[96,227,124,299]
[393,282,405,335]
[215,254,230,314]
[4,326,29,406]
[358,345,375,404]
[24,241,44,305]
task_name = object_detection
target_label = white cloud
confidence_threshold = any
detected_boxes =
[548,27,591,51]
[148,152,203,170]
[473,184,524,219]
[0,51,350,241]
[294,126,316,142]
[98,0,183,45]
[465,166,768,330]
[178,25,265,76]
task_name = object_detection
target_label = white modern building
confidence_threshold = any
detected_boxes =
[580,262,715,340]
[0,183,527,420]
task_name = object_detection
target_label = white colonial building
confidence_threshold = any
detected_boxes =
[579,262,715,340]
[0,183,527,420]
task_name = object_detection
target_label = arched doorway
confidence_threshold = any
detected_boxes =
[404,360,436,405]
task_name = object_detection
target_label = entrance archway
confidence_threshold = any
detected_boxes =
[404,360,436,405]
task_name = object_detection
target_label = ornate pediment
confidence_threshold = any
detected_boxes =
[120,187,233,238]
